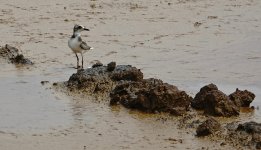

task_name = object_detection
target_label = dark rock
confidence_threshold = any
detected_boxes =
[107,62,116,71]
[191,83,218,109]
[13,54,29,64]
[0,44,33,65]
[66,63,191,115]
[169,107,187,116]
[110,78,192,115]
[237,122,261,134]
[220,142,226,146]
[192,84,256,117]
[191,83,240,117]
[41,81,49,85]
[229,88,255,107]
[67,64,143,94]
[109,65,143,81]
[204,90,239,117]
[194,22,202,27]
[225,121,239,131]
[256,142,261,149]
[92,62,103,68]
[236,122,261,149]
[64,63,256,118]
[196,118,221,136]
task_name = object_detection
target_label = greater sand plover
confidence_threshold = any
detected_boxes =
[68,24,93,69]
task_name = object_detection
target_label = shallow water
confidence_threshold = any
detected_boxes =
[0,64,72,132]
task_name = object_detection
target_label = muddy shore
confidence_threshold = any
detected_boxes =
[0,0,261,150]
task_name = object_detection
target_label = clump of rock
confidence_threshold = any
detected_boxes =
[67,62,143,94]
[229,88,255,107]
[191,83,218,109]
[237,121,261,134]
[110,78,192,115]
[65,62,192,115]
[191,83,255,117]
[65,62,256,118]
[229,121,261,149]
[196,118,221,136]
[204,90,240,117]
[0,44,33,65]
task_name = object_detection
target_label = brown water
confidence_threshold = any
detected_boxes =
[0,0,261,149]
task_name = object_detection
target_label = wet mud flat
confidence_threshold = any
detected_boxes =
[54,62,259,150]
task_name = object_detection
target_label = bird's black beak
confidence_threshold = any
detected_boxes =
[84,28,90,31]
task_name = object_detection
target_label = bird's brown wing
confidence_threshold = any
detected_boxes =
[80,41,92,51]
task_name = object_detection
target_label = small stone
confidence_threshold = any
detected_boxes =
[237,121,261,134]
[194,22,202,27]
[107,61,116,71]
[196,118,221,136]
[256,142,261,149]
[169,107,187,116]
[167,137,177,141]
[41,81,49,85]
[92,62,103,68]
[207,16,218,19]
[220,142,226,146]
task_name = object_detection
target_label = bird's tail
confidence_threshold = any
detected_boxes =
[90,47,94,50]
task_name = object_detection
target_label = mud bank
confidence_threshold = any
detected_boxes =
[56,62,258,149]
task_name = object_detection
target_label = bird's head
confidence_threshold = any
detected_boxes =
[73,24,90,33]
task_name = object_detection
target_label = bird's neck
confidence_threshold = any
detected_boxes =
[72,32,81,38]
[74,32,81,36]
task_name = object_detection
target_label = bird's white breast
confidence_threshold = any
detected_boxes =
[68,37,82,53]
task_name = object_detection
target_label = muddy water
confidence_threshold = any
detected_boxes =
[0,0,261,149]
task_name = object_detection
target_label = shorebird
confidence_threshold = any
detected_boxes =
[68,24,93,69]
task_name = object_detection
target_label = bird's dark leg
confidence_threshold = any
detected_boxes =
[75,53,79,69]
[81,53,84,69]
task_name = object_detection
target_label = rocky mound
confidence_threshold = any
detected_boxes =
[67,63,143,94]
[0,44,33,65]
[110,78,192,115]
[65,63,256,117]
[65,62,192,115]
[191,83,255,117]
[204,90,239,117]
[229,88,256,107]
